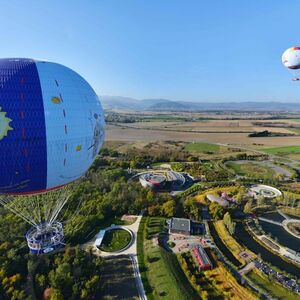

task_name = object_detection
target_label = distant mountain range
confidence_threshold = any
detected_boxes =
[100,96,300,112]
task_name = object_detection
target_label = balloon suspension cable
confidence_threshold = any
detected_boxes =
[0,187,71,227]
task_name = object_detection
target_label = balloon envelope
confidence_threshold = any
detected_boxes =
[0,58,105,195]
[282,47,300,69]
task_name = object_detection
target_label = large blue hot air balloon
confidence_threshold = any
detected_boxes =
[0,58,105,253]
[0,58,105,195]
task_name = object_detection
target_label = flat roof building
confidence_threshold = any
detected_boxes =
[169,217,191,235]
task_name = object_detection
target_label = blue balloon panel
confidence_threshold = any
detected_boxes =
[0,59,105,195]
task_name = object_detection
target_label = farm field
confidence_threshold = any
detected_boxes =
[185,142,222,153]
[105,112,300,148]
[106,124,300,146]
[262,145,300,154]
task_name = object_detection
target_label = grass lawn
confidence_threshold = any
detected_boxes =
[100,229,131,252]
[226,162,275,179]
[185,142,221,153]
[262,145,300,154]
[138,217,198,300]
[247,270,299,300]
[280,206,300,217]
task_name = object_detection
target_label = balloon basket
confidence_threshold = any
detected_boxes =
[26,221,64,254]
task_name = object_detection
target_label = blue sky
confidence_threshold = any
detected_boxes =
[0,0,300,102]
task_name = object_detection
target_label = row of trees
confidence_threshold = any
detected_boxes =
[223,212,236,234]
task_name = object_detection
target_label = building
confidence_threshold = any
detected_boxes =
[94,230,106,248]
[139,173,166,189]
[169,217,191,235]
[167,171,186,188]
[191,245,212,270]
[139,171,187,190]
[206,194,229,207]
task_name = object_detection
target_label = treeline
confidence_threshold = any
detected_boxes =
[105,112,137,123]
[248,130,294,137]
[96,144,191,170]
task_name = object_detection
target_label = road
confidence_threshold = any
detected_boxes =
[258,217,282,226]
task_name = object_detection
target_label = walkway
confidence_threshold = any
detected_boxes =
[277,209,291,220]
[238,262,255,276]
[258,217,282,226]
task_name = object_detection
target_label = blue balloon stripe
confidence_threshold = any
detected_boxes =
[0,59,47,193]
[0,58,105,194]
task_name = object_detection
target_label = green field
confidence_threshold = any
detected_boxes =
[287,128,300,135]
[185,142,221,153]
[100,229,132,252]
[138,217,198,300]
[226,161,275,178]
[247,270,298,300]
[262,145,300,154]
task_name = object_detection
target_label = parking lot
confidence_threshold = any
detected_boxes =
[255,260,300,293]
[168,233,215,253]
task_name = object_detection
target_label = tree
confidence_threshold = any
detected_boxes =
[50,289,64,300]
[257,195,266,206]
[223,212,236,235]
[191,275,197,284]
[243,200,253,214]
[35,274,46,293]
[201,290,209,300]
[84,275,100,298]
[209,202,224,220]
[183,198,201,220]
[161,200,176,217]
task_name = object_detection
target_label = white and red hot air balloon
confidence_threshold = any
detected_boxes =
[282,47,300,81]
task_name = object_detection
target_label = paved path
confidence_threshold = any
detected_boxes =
[82,214,147,300]
[130,255,146,300]
[239,261,255,276]
[258,217,282,226]
[277,209,291,220]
